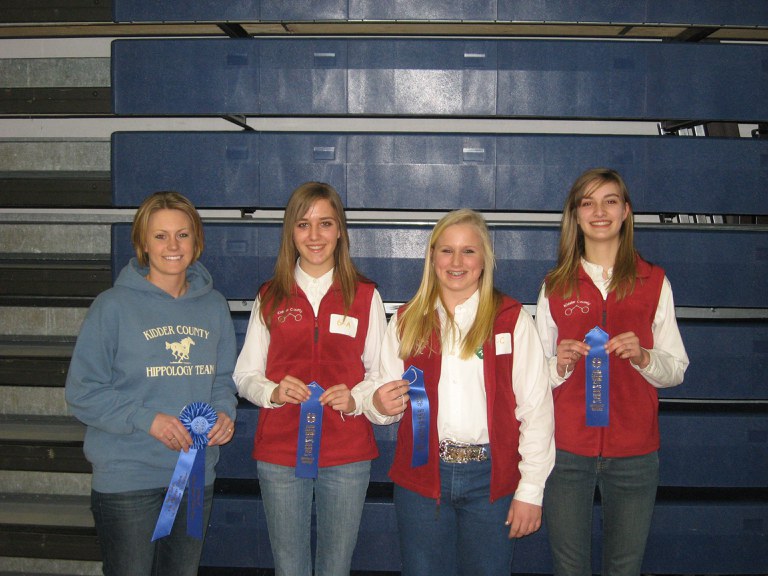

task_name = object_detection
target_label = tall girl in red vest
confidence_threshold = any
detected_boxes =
[369,209,555,576]
[535,168,689,576]
[233,182,386,576]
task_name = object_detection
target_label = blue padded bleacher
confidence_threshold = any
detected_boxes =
[113,0,768,27]
[112,131,768,214]
[112,39,768,121]
[664,321,768,401]
[206,410,767,572]
[111,222,768,309]
[201,494,768,573]
[498,0,768,27]
[216,406,766,491]
[659,409,768,487]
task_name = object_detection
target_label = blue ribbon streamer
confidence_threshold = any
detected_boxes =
[151,402,217,541]
[403,365,429,467]
[584,326,610,427]
[295,382,325,479]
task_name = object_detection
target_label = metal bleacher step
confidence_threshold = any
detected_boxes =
[0,415,88,475]
[0,493,92,529]
[0,493,99,564]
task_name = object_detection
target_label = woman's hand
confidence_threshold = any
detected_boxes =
[372,379,410,416]
[555,338,591,377]
[150,412,193,452]
[320,384,355,414]
[606,331,650,368]
[207,411,235,447]
[271,375,311,405]
[506,500,542,539]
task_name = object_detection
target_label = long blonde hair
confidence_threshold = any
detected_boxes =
[397,209,502,360]
[545,168,638,300]
[260,182,370,328]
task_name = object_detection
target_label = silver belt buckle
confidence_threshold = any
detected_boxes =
[439,439,488,464]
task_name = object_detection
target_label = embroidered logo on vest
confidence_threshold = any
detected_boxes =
[277,307,303,323]
[564,300,591,316]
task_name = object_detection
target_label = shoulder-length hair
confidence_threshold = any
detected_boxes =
[544,168,637,300]
[397,209,502,361]
[131,191,204,267]
[260,181,370,328]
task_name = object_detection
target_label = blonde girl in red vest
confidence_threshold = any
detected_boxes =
[234,182,386,576]
[535,168,689,576]
[368,209,555,576]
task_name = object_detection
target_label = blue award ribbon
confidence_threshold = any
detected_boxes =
[295,382,325,479]
[151,402,217,541]
[403,365,429,468]
[584,326,610,427]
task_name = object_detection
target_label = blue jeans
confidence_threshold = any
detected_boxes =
[394,450,516,576]
[91,484,213,576]
[257,460,371,576]
[543,449,659,576]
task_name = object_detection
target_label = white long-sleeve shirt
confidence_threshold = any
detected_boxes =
[233,262,386,418]
[366,290,555,506]
[535,258,689,389]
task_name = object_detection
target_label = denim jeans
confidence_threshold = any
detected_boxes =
[543,449,659,576]
[257,460,371,576]
[394,449,516,576]
[91,484,213,576]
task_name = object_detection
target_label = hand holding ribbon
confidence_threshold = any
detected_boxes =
[320,383,356,414]
[151,402,217,541]
[372,379,410,416]
[605,331,650,368]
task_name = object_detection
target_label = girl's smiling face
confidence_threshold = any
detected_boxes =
[432,223,484,308]
[576,180,630,244]
[293,198,340,278]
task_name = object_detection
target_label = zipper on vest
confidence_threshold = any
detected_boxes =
[314,315,319,343]
[600,299,607,455]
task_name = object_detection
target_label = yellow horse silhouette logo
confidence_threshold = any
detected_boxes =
[166,336,195,363]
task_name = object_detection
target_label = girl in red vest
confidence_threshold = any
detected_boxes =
[234,182,386,576]
[369,209,555,576]
[535,168,689,576]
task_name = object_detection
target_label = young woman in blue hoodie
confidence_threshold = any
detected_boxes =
[65,191,238,576]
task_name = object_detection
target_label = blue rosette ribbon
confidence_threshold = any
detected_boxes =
[151,402,217,541]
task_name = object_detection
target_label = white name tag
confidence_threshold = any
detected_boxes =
[329,314,359,337]
[495,332,512,355]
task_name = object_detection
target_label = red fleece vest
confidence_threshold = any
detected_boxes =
[547,258,664,457]
[253,280,379,467]
[388,296,523,502]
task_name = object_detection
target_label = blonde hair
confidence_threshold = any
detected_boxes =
[545,168,637,300]
[131,191,204,267]
[397,209,502,360]
[260,182,370,328]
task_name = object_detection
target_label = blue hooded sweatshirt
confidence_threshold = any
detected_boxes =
[65,258,237,493]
